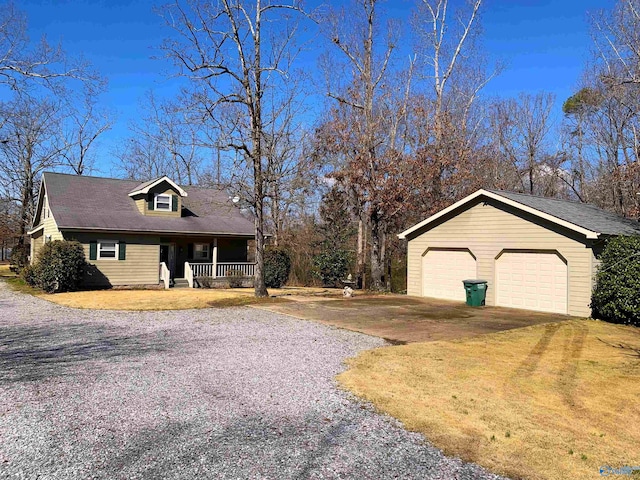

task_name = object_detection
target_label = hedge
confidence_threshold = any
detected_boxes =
[591,235,640,326]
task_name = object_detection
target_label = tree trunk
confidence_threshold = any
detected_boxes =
[356,217,365,289]
[252,0,268,298]
[369,212,385,290]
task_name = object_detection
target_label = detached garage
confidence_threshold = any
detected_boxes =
[399,189,640,317]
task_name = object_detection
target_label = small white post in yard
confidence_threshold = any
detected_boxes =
[212,238,218,278]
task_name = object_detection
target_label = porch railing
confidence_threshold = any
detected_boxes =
[190,262,215,278]
[216,262,255,277]
[185,261,194,288]
[186,261,256,283]
[159,262,170,290]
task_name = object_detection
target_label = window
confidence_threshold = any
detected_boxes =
[98,240,118,260]
[154,193,171,211]
[194,243,210,260]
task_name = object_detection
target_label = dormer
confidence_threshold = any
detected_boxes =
[128,176,188,218]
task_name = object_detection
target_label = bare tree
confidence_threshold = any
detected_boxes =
[159,0,306,297]
[0,96,66,243]
[490,92,557,195]
[318,0,410,290]
[113,92,204,184]
[62,87,113,175]
[590,0,640,85]
[412,0,496,204]
[0,2,94,97]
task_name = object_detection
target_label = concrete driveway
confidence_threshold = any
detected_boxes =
[0,281,504,480]
[256,294,566,344]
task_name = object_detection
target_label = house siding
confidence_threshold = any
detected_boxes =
[66,232,160,287]
[406,200,594,317]
[30,203,64,264]
[31,229,44,261]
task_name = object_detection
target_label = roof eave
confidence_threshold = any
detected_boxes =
[27,224,45,235]
[58,225,254,237]
[128,176,188,197]
[398,189,600,240]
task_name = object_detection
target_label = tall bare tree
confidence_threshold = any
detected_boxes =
[0,2,93,97]
[590,0,640,85]
[412,0,495,205]
[159,0,306,297]
[490,92,557,195]
[62,86,113,175]
[0,97,66,243]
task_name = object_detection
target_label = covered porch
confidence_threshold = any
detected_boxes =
[159,236,255,289]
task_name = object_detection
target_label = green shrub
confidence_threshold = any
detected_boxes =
[312,249,351,287]
[9,243,29,274]
[591,235,640,326]
[21,264,37,287]
[264,248,291,288]
[226,269,244,288]
[32,240,86,293]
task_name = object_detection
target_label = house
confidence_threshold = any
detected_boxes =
[398,189,640,317]
[28,172,256,289]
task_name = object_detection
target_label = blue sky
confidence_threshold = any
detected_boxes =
[18,0,613,174]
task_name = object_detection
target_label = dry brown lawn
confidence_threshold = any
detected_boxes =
[38,286,333,310]
[338,319,640,480]
[0,263,15,278]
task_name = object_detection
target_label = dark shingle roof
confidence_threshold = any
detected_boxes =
[43,172,254,236]
[488,190,640,236]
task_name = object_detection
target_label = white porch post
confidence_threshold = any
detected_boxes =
[213,238,218,278]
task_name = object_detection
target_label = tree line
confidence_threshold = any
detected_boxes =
[1,0,639,294]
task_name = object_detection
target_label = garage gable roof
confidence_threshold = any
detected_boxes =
[398,189,640,240]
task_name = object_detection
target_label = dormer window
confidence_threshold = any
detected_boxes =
[155,194,171,211]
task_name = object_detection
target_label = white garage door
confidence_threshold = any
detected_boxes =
[422,249,476,302]
[496,252,567,314]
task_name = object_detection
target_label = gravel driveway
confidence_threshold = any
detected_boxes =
[0,282,505,480]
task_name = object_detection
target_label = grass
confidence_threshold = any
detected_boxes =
[0,263,44,295]
[0,263,15,278]
[35,286,331,310]
[338,319,640,480]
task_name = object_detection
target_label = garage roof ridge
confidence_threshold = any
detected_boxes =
[397,189,640,240]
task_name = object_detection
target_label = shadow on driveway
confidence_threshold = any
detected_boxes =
[0,323,170,383]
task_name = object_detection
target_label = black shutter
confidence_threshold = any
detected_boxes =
[147,194,154,211]
[89,241,97,261]
[210,243,214,260]
[187,243,193,259]
[118,241,126,261]
[171,195,178,212]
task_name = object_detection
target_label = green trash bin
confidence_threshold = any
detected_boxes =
[462,279,488,307]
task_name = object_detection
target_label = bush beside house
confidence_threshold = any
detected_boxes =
[264,248,291,288]
[591,236,640,326]
[23,240,87,293]
[9,244,29,273]
[312,250,351,287]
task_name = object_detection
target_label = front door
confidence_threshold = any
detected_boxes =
[160,244,177,279]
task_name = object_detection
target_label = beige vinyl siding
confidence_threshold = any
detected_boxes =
[406,200,594,317]
[30,206,64,264]
[68,233,160,286]
[31,230,44,262]
[133,196,145,214]
[42,212,64,241]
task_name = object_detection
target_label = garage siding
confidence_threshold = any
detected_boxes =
[65,232,161,287]
[406,201,594,317]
